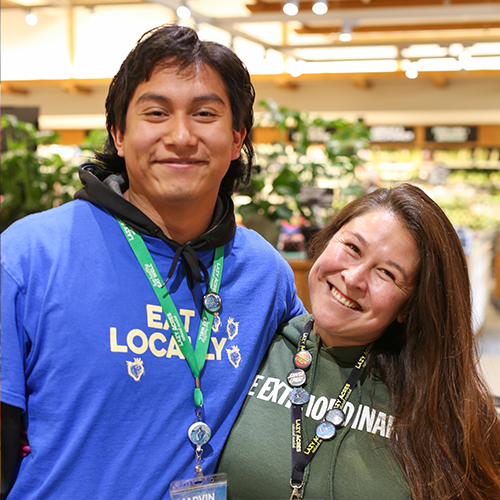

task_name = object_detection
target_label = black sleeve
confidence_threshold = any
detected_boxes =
[1,402,22,499]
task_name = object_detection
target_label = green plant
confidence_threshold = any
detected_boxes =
[238,99,370,229]
[1,114,80,230]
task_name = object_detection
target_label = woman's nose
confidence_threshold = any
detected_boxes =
[341,264,368,291]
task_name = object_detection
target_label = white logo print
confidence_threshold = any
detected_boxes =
[127,358,145,381]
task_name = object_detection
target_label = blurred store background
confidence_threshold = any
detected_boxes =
[2,0,500,396]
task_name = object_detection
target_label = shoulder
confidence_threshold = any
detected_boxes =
[1,200,114,275]
[232,226,291,268]
[2,200,104,242]
[278,314,314,348]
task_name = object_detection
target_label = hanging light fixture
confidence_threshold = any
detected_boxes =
[312,0,328,15]
[283,0,299,16]
[339,23,352,42]
[89,7,101,23]
[405,66,418,79]
[176,0,192,21]
[25,9,38,26]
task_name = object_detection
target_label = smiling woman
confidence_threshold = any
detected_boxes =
[308,210,419,347]
[217,183,500,500]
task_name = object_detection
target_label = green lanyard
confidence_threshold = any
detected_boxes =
[116,218,224,408]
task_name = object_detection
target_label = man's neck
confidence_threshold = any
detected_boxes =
[124,191,216,244]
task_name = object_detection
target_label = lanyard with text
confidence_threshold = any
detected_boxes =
[116,218,224,474]
[287,320,374,499]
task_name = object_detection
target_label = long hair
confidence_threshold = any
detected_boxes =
[94,23,255,196]
[309,183,500,499]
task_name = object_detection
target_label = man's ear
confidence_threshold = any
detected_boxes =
[111,126,125,158]
[231,127,247,161]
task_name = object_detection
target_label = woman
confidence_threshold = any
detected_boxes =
[218,183,500,499]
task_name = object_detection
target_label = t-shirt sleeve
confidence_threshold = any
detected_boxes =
[1,263,28,411]
[282,262,308,323]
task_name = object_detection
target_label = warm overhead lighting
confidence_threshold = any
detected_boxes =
[405,66,418,79]
[25,9,38,26]
[339,25,352,43]
[283,0,299,16]
[176,1,191,21]
[312,0,328,15]
[458,50,472,64]
[448,43,464,58]
[89,7,101,23]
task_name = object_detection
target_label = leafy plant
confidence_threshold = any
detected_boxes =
[238,99,370,229]
[1,114,80,230]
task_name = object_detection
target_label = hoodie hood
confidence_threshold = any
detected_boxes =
[74,162,237,293]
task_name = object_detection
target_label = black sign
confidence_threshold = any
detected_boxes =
[425,126,477,143]
[369,126,415,143]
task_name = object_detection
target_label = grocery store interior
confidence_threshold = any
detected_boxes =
[2,0,500,399]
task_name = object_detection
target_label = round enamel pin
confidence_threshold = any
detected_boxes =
[288,387,310,406]
[325,408,346,427]
[287,368,307,387]
[188,421,211,446]
[203,292,222,313]
[294,350,312,370]
[316,421,336,440]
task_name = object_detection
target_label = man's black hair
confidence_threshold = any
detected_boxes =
[95,23,255,196]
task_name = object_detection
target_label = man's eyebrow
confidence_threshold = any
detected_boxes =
[134,92,226,106]
[347,230,409,280]
[135,92,171,106]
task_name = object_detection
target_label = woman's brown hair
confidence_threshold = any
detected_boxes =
[309,183,500,499]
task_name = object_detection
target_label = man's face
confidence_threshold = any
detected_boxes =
[112,63,245,211]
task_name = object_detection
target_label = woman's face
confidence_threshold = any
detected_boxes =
[308,210,419,347]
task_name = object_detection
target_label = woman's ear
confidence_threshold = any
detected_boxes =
[397,312,408,323]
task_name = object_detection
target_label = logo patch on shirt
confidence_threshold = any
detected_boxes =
[226,317,239,340]
[226,345,241,368]
[127,357,145,381]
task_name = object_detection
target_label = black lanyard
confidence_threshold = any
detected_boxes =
[288,320,374,499]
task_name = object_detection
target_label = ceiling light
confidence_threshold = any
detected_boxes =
[312,0,328,15]
[283,0,299,16]
[339,27,352,42]
[25,10,38,26]
[89,7,101,23]
[448,43,464,58]
[176,1,191,20]
[405,67,418,79]
[458,50,472,64]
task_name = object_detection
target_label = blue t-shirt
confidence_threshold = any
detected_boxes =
[1,199,306,499]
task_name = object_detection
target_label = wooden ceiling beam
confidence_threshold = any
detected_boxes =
[296,21,500,35]
[246,0,500,13]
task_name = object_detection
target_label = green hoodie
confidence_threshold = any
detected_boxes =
[217,314,410,500]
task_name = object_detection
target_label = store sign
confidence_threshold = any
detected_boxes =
[369,126,415,143]
[425,126,477,143]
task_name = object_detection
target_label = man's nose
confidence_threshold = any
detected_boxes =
[164,114,197,148]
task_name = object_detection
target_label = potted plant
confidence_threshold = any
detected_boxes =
[0,114,81,230]
[236,99,371,249]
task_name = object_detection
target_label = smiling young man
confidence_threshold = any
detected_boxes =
[1,25,305,499]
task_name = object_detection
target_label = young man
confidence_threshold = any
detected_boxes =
[1,24,305,499]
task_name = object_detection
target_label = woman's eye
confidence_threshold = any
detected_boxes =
[381,269,396,280]
[347,243,360,254]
